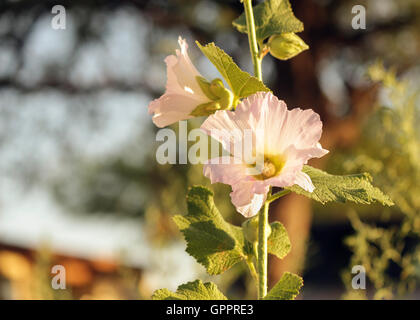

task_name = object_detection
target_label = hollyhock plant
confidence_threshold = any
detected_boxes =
[151,0,393,301]
[201,91,329,217]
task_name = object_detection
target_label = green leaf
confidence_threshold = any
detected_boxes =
[233,0,304,41]
[242,218,291,259]
[173,186,252,275]
[264,272,303,300]
[268,33,309,60]
[152,280,227,300]
[196,42,270,99]
[268,222,291,259]
[286,165,394,206]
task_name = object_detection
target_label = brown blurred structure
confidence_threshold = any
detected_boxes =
[0,243,141,300]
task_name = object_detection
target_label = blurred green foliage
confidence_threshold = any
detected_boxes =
[338,63,420,299]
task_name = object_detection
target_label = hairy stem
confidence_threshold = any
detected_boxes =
[257,195,270,299]
[242,0,267,299]
[243,0,262,81]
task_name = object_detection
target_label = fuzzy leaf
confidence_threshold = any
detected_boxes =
[268,222,291,259]
[233,0,304,41]
[173,186,252,275]
[152,280,227,300]
[264,272,303,300]
[196,42,270,99]
[286,166,394,206]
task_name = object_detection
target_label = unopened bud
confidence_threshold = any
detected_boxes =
[268,33,309,61]
[191,77,234,116]
[196,76,219,100]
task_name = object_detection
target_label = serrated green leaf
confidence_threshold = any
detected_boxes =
[264,272,303,300]
[233,0,304,41]
[152,280,227,300]
[286,165,394,206]
[174,186,252,275]
[268,222,291,259]
[196,42,270,99]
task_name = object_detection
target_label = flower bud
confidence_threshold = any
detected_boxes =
[191,77,234,116]
[196,76,219,101]
[268,33,309,61]
[190,101,222,117]
[210,79,234,111]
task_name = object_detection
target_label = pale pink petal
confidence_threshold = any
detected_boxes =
[264,168,299,189]
[233,92,288,153]
[283,144,329,169]
[293,171,315,192]
[204,157,267,217]
[250,179,272,194]
[284,108,323,148]
[244,92,325,154]
[149,93,203,128]
[271,107,324,153]
[204,156,269,217]
[175,37,202,85]
[203,157,250,185]
[264,144,327,188]
[164,55,184,94]
[234,92,276,131]
[164,38,204,96]
[231,182,268,218]
[149,37,211,127]
[201,109,252,152]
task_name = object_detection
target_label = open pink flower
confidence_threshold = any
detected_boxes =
[201,92,329,218]
[148,37,212,128]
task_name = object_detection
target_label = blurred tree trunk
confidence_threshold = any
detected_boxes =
[268,193,312,281]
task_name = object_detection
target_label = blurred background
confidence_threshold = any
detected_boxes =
[0,0,419,300]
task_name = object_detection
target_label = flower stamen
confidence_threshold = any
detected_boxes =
[252,154,286,180]
[261,160,276,179]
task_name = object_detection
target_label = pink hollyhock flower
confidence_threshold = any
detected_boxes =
[148,37,212,128]
[201,92,329,218]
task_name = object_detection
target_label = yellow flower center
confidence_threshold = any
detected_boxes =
[252,154,286,180]
[261,161,276,178]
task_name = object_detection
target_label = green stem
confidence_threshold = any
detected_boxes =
[257,193,270,299]
[242,0,267,299]
[246,257,258,283]
[267,189,291,204]
[243,0,262,81]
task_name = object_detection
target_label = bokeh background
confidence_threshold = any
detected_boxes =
[0,0,419,300]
